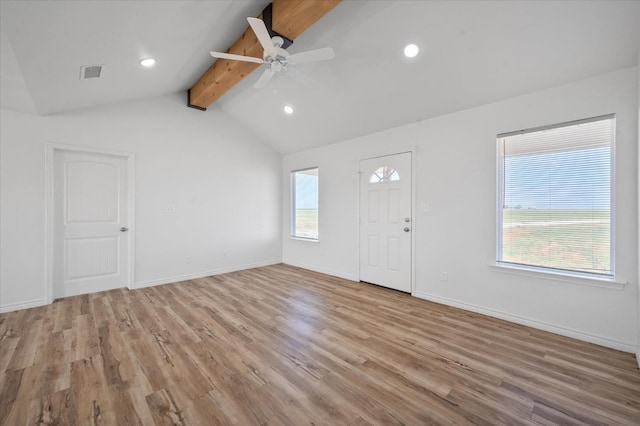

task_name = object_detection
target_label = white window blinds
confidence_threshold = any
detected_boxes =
[497,115,614,277]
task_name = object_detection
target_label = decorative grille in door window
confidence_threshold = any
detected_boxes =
[369,166,400,183]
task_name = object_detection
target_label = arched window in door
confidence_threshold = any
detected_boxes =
[369,166,400,183]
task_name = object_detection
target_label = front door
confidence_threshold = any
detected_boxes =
[359,152,412,292]
[53,150,130,298]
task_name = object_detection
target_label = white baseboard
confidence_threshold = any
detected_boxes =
[413,291,636,353]
[0,298,47,313]
[282,262,359,282]
[132,259,282,289]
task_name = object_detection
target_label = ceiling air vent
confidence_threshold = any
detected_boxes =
[79,65,103,80]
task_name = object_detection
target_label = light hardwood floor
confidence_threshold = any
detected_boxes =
[1,264,639,425]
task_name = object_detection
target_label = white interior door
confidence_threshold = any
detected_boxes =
[53,150,130,298]
[359,152,412,292]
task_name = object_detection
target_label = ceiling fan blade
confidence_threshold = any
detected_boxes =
[288,47,335,65]
[254,68,276,89]
[287,67,319,88]
[210,51,264,64]
[247,17,275,55]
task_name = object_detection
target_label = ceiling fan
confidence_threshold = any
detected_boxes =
[210,17,335,89]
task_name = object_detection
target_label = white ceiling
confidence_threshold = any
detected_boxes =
[2,1,639,154]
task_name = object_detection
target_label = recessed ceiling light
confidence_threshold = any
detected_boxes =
[140,58,156,67]
[284,105,294,114]
[403,44,419,58]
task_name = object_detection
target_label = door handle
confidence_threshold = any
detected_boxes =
[120,227,129,232]
[404,227,410,232]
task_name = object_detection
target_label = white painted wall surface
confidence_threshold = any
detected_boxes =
[283,67,639,351]
[0,93,282,312]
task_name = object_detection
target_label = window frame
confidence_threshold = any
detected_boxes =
[290,167,319,241]
[495,114,616,280]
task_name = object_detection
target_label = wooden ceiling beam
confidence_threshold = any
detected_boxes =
[271,0,340,40]
[188,0,341,110]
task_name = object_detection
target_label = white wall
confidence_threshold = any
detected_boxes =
[283,67,639,352]
[0,93,282,312]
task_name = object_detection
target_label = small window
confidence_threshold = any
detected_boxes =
[497,115,614,278]
[291,168,319,240]
[370,166,400,183]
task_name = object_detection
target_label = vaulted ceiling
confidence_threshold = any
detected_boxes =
[2,1,640,154]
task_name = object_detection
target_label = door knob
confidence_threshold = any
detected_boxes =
[404,227,410,232]
[120,227,129,232]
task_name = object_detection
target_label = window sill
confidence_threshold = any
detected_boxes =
[289,236,319,243]
[490,263,626,290]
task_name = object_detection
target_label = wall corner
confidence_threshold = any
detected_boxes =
[636,51,640,368]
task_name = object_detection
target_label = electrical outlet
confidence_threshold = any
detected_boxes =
[185,255,192,264]
[440,271,448,281]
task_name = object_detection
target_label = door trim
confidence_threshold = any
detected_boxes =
[45,143,135,304]
[358,148,416,295]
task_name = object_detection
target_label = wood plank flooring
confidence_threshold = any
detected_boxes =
[1,264,639,425]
